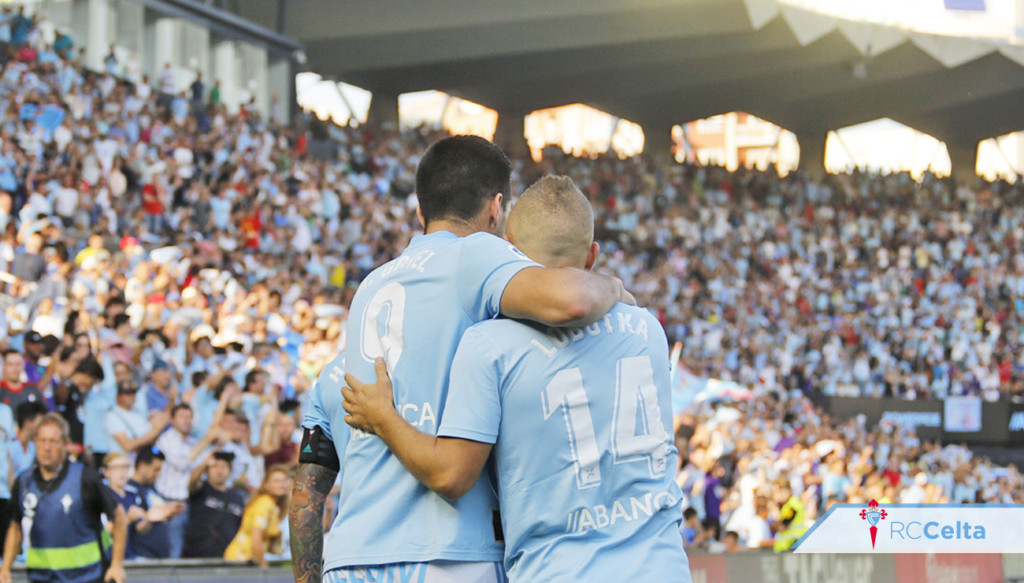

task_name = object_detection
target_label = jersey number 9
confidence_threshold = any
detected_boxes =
[360,282,406,371]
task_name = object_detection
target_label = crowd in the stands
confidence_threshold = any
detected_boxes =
[2,3,1024,561]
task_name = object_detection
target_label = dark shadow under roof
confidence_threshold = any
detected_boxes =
[234,0,1024,150]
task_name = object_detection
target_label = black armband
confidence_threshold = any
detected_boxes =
[299,425,340,472]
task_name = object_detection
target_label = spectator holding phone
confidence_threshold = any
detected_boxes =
[182,450,246,558]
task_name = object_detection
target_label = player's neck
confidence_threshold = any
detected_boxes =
[424,219,487,238]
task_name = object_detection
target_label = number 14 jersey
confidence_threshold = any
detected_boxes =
[303,230,537,572]
[440,304,692,583]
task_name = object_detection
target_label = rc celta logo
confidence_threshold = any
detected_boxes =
[794,503,1014,553]
[859,499,887,549]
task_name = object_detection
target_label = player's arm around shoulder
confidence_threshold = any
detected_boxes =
[461,231,630,327]
[342,358,493,500]
[500,265,631,327]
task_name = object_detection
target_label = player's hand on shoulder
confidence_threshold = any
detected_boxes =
[620,286,637,306]
[604,273,635,306]
[342,357,394,434]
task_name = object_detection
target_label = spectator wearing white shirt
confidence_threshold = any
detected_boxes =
[158,63,175,96]
[219,410,260,492]
[136,74,152,101]
[899,472,928,503]
[94,134,118,175]
[50,174,78,226]
[742,499,773,549]
[153,403,229,558]
[106,384,168,457]
[18,189,51,226]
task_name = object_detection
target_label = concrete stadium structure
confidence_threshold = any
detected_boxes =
[232,0,1024,176]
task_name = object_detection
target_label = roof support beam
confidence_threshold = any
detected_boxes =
[798,131,828,179]
[947,143,979,184]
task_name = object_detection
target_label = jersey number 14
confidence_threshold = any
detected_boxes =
[542,355,670,490]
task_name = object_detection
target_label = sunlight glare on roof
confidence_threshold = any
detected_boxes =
[778,0,1019,41]
[295,73,371,125]
[672,113,799,176]
[524,104,644,161]
[978,131,1024,181]
[825,118,951,179]
[398,90,498,140]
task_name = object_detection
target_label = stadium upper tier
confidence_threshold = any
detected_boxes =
[236,0,1024,168]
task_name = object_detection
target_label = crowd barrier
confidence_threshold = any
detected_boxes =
[824,396,1024,445]
[7,554,1024,582]
[689,551,1024,583]
[9,560,292,582]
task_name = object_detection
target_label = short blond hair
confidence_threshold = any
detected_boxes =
[506,175,594,269]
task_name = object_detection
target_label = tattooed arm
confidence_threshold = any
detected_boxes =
[290,462,338,583]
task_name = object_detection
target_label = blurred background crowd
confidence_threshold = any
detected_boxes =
[1,4,1024,561]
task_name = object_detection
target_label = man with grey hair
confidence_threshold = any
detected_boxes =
[344,175,691,583]
[1,413,127,583]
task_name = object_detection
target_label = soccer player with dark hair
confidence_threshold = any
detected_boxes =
[343,176,691,582]
[291,137,630,583]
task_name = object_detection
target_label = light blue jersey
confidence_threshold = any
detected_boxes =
[439,304,691,583]
[303,231,537,571]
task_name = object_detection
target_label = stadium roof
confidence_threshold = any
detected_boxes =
[235,0,1024,156]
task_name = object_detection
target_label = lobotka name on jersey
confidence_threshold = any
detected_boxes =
[531,312,650,358]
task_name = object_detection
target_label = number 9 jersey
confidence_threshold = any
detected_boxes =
[302,230,538,572]
[439,304,692,583]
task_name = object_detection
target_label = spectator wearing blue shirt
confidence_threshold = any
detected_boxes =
[145,360,175,417]
[171,92,189,124]
[103,453,145,560]
[187,371,221,440]
[52,31,72,59]
[821,459,854,502]
[103,45,117,76]
[681,508,702,549]
[183,336,218,382]
[209,190,231,230]
[36,44,57,65]
[10,8,31,47]
[127,447,185,560]
[189,72,204,107]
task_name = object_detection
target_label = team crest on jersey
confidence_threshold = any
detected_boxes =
[61,494,73,514]
[23,493,37,518]
[507,244,528,259]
